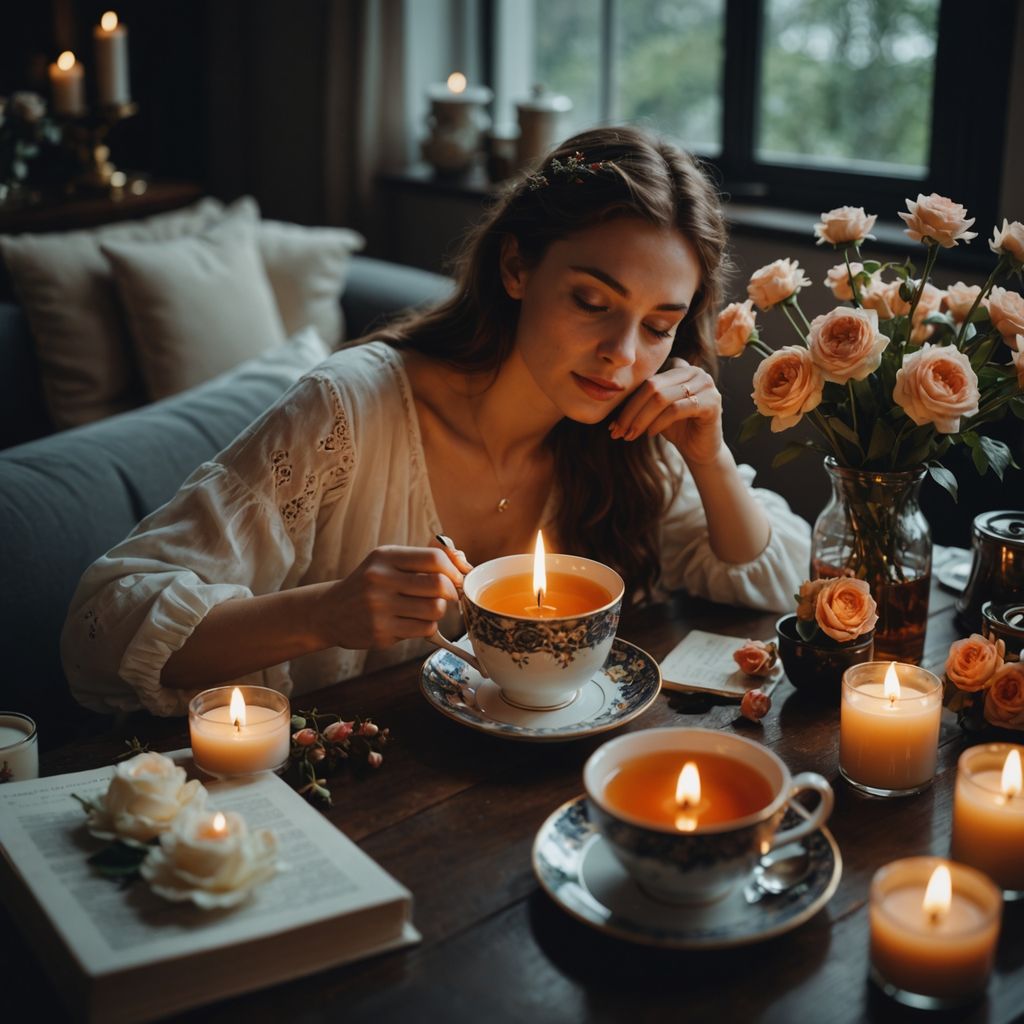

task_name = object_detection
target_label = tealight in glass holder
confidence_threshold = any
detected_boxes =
[188,685,291,779]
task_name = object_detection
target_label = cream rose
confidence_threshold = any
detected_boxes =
[892,344,980,433]
[823,262,871,302]
[715,299,757,357]
[815,577,878,643]
[943,281,985,322]
[747,258,812,310]
[988,286,1024,343]
[983,663,1024,731]
[899,193,978,248]
[140,809,279,908]
[807,306,888,384]
[990,219,1024,264]
[751,345,824,432]
[910,283,946,344]
[733,639,778,677]
[86,751,207,847]
[945,634,1005,692]
[814,206,878,247]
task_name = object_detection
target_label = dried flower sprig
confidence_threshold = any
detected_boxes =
[526,150,614,190]
[288,708,391,806]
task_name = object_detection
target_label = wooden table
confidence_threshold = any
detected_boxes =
[6,583,1023,1023]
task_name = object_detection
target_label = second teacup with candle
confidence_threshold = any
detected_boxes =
[583,727,834,904]
[428,531,624,711]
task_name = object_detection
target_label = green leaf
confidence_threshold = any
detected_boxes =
[87,841,150,879]
[971,443,989,475]
[861,260,882,274]
[1011,399,1024,420]
[795,618,819,642]
[970,336,999,372]
[771,442,814,469]
[927,462,959,502]
[978,436,1013,480]
[961,430,980,449]
[866,419,897,461]
[738,412,765,444]
[828,417,861,446]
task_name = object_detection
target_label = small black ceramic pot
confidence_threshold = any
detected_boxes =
[776,613,874,702]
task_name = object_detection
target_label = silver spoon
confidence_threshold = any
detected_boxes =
[743,844,812,903]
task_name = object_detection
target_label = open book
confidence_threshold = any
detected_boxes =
[0,753,419,1024]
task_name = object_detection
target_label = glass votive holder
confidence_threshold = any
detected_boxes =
[951,742,1024,900]
[188,686,291,779]
[0,712,38,783]
[839,662,942,797]
[981,600,1024,659]
[869,857,1002,1010]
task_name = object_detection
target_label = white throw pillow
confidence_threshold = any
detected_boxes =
[0,198,224,428]
[258,219,364,349]
[102,203,287,401]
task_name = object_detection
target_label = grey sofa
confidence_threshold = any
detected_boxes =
[0,256,453,748]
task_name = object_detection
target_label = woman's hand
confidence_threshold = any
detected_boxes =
[323,543,473,650]
[609,358,724,466]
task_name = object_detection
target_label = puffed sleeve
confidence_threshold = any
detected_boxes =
[657,446,810,613]
[61,371,356,716]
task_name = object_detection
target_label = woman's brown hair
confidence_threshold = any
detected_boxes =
[378,125,731,599]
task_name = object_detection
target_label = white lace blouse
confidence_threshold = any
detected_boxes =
[62,341,811,716]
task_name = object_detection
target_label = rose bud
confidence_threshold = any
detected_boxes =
[323,720,354,742]
[740,688,772,722]
[367,751,383,768]
[733,639,778,677]
[309,746,326,763]
[293,728,317,747]
[290,714,307,731]
[359,722,380,737]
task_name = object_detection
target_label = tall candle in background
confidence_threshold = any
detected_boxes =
[93,11,130,106]
[951,743,1024,898]
[49,51,85,116]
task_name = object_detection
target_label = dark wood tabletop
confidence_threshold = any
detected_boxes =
[6,581,1023,1024]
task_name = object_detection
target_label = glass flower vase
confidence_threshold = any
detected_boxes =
[811,458,932,664]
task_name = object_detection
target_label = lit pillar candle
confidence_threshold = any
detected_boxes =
[839,662,942,797]
[188,686,291,778]
[93,11,131,106]
[49,51,85,116]
[951,744,1024,898]
[0,713,38,783]
[870,858,1002,1009]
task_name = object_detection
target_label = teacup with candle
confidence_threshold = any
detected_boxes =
[583,727,834,904]
[869,857,1002,1009]
[188,686,291,778]
[0,713,38,783]
[951,743,1024,899]
[428,531,623,711]
[839,661,942,797]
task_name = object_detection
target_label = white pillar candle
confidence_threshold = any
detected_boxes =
[93,11,131,107]
[188,686,290,778]
[48,51,85,116]
[870,857,1002,1009]
[839,662,942,796]
[0,713,38,783]
[951,743,1024,898]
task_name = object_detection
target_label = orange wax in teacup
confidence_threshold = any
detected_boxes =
[603,750,774,829]
[477,572,612,618]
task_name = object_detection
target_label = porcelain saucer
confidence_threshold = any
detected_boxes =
[420,637,661,742]
[532,796,841,948]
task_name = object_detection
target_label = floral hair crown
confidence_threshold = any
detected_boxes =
[526,151,614,191]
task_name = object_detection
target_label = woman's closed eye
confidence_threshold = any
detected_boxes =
[573,293,677,340]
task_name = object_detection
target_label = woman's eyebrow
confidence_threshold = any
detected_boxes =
[569,265,689,312]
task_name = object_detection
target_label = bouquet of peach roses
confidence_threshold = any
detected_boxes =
[943,634,1024,734]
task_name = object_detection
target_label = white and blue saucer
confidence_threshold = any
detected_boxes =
[420,637,661,742]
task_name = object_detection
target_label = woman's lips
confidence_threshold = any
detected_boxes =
[572,372,625,401]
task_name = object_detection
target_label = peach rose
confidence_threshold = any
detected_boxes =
[1011,336,1024,389]
[751,346,824,432]
[747,258,812,310]
[860,279,898,320]
[715,299,757,357]
[733,639,778,677]
[989,219,1024,264]
[823,262,872,302]
[740,688,772,722]
[988,286,1024,344]
[814,577,878,643]
[945,634,1005,692]
[984,663,1024,731]
[910,283,946,344]
[892,344,980,433]
[807,306,888,384]
[796,579,828,621]
[814,206,878,247]
[943,281,985,322]
[899,193,978,248]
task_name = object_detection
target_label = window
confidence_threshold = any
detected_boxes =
[489,0,1016,245]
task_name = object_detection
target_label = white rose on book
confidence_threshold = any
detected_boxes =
[85,751,206,847]
[141,809,279,908]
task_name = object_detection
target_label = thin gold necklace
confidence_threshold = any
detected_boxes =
[470,399,513,513]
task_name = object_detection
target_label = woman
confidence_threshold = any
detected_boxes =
[62,127,809,716]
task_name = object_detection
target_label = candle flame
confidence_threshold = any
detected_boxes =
[922,864,952,922]
[447,71,467,94]
[212,812,226,833]
[101,11,119,30]
[57,51,76,71]
[229,687,246,730]
[675,761,701,807]
[532,530,546,606]
[1003,749,1023,799]
[883,662,901,703]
